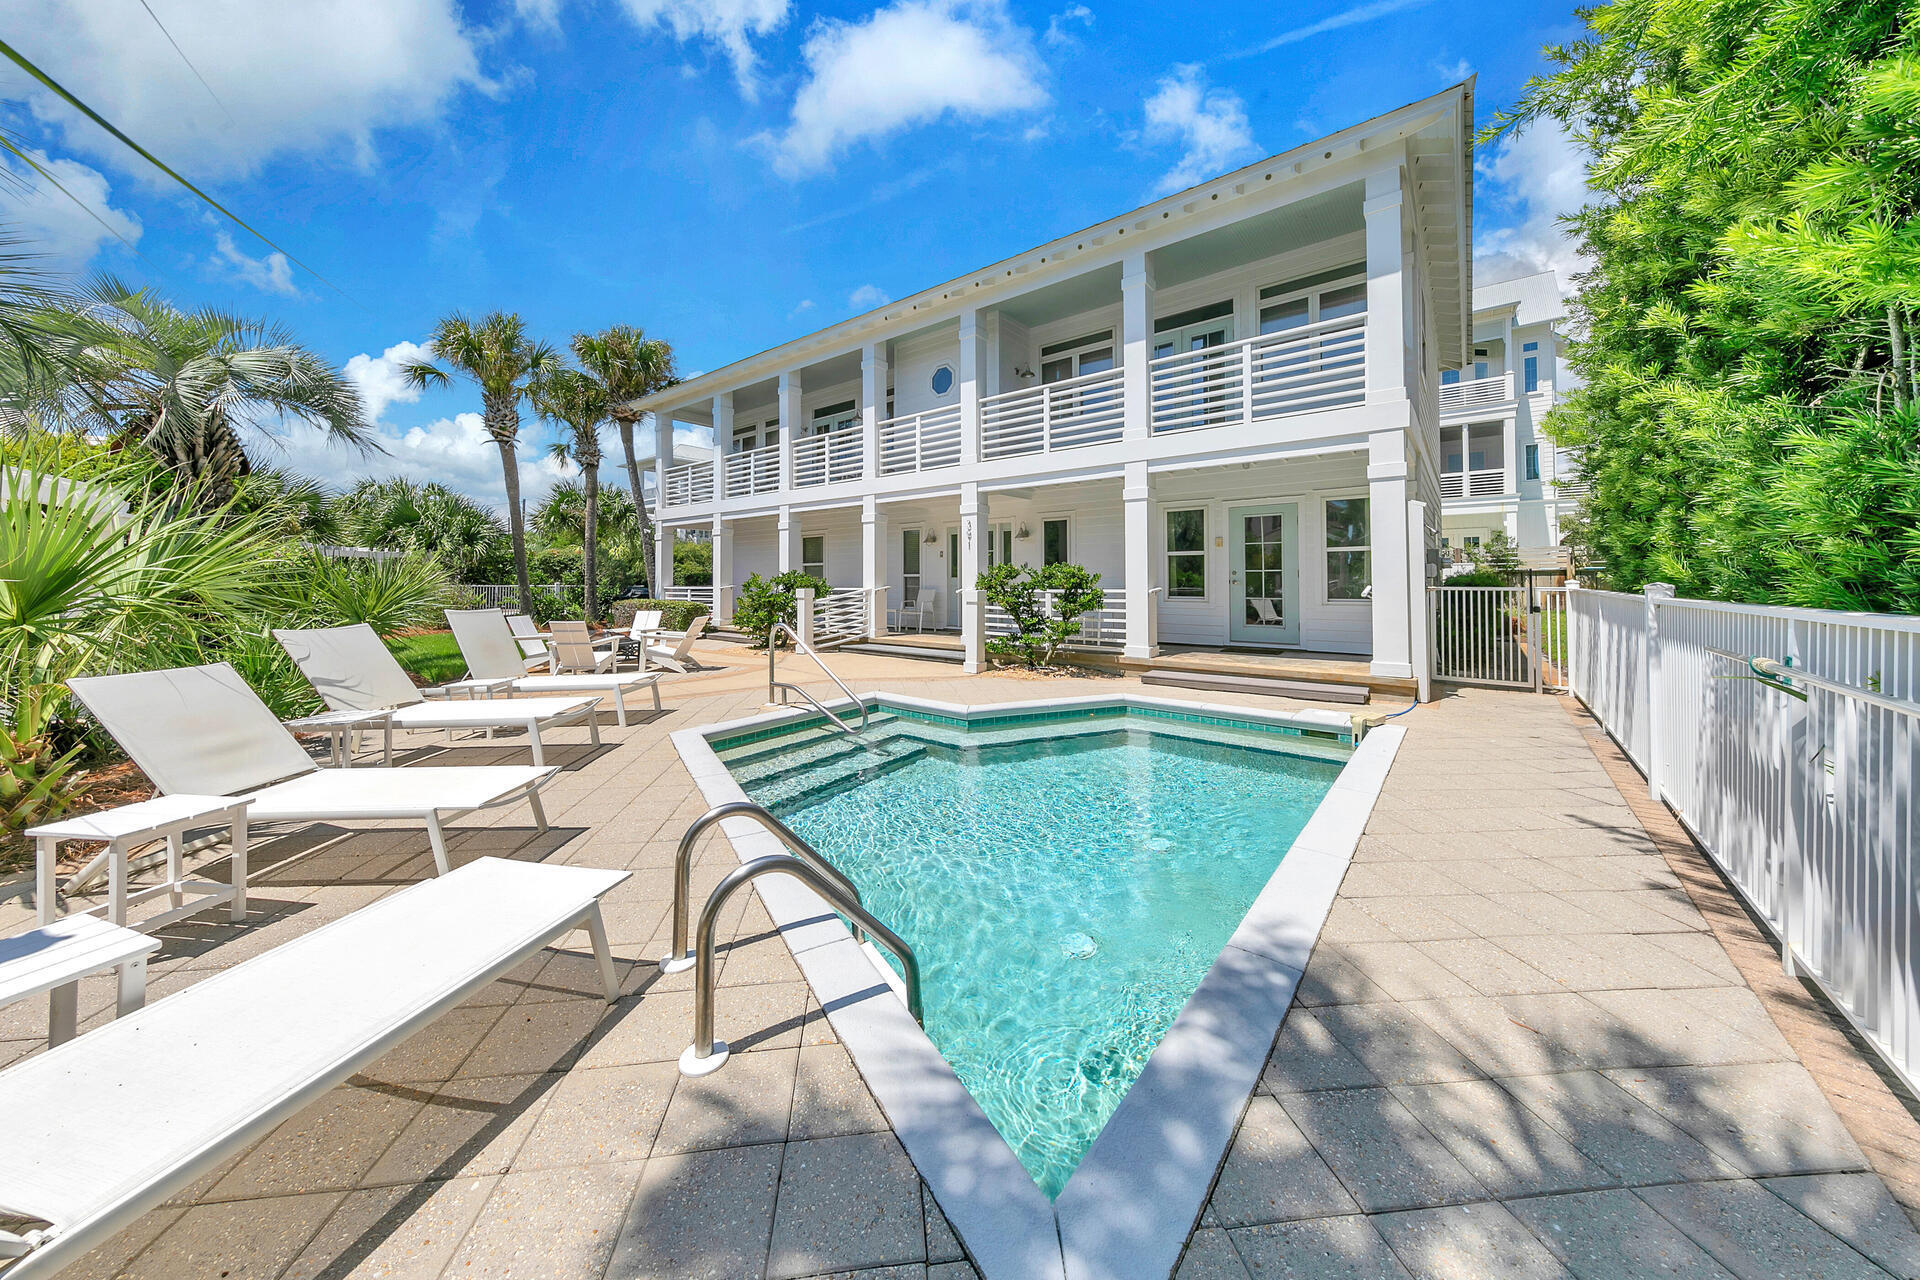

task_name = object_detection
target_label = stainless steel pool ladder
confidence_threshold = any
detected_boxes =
[768,621,871,736]
[666,801,922,1076]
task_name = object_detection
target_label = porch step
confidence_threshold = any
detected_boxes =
[1140,668,1371,705]
[839,641,965,664]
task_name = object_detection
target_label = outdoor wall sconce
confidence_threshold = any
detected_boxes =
[1015,524,1032,540]
[1013,365,1037,381]
[923,531,939,544]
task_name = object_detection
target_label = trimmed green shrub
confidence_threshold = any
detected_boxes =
[978,561,1105,667]
[606,598,712,632]
[733,571,830,647]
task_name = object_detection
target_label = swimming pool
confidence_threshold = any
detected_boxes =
[714,703,1348,1197]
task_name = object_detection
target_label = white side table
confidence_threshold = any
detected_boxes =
[433,677,517,700]
[0,915,161,1047]
[29,795,251,931]
[284,707,396,767]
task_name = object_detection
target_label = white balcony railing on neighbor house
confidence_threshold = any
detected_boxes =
[792,424,864,488]
[663,460,715,507]
[1149,313,1366,435]
[1439,371,1516,415]
[981,367,1125,459]
[724,442,782,499]
[1440,467,1506,499]
[983,589,1129,649]
[662,585,714,602]
[878,404,963,475]
[1552,448,1590,497]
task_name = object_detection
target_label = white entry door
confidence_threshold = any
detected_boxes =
[1228,503,1300,646]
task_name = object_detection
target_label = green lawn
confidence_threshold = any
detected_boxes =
[387,630,467,685]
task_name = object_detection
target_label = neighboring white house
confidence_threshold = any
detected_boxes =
[637,84,1475,680]
[1437,270,1585,566]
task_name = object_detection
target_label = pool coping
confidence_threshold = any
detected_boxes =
[669,693,1405,1280]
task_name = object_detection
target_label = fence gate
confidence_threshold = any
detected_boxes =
[1428,583,1568,692]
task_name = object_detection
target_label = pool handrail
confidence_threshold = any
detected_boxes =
[680,851,923,1076]
[768,621,871,737]
[661,800,868,973]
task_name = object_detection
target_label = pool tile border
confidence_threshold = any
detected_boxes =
[670,695,1404,1280]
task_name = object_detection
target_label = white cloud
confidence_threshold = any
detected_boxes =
[0,150,141,266]
[1143,65,1258,195]
[210,231,299,297]
[770,0,1047,176]
[789,298,817,317]
[1232,0,1431,57]
[1475,120,1594,290]
[617,0,790,99]
[515,0,565,29]
[6,0,491,178]
[342,340,433,423]
[848,284,890,309]
[1432,57,1472,83]
[1044,4,1093,45]
[271,411,575,514]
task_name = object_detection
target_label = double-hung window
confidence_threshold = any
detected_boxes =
[1166,509,1206,597]
[1324,498,1371,601]
[1522,341,1540,393]
[802,535,826,582]
[1042,518,1070,566]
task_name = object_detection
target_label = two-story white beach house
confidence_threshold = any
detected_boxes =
[1437,270,1586,566]
[638,84,1474,694]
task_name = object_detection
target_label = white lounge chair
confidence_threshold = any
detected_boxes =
[0,856,628,1278]
[1251,597,1285,627]
[505,613,553,672]
[641,615,710,673]
[444,609,663,726]
[548,620,620,674]
[66,664,558,876]
[273,624,604,768]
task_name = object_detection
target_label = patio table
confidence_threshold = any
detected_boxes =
[29,794,251,931]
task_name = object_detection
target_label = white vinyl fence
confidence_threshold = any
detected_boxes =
[1429,584,1569,692]
[1567,585,1920,1093]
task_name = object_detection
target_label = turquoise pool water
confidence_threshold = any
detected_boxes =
[717,706,1345,1197]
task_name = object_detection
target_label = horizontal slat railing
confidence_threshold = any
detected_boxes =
[663,460,714,508]
[877,404,962,475]
[1440,470,1508,499]
[813,588,868,642]
[982,589,1127,650]
[1438,371,1515,414]
[663,585,714,603]
[1150,314,1366,436]
[980,367,1124,460]
[792,425,864,488]
[724,444,782,498]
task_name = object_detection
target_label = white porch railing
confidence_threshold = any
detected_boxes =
[983,589,1128,650]
[1567,586,1920,1096]
[663,460,715,507]
[1438,371,1515,415]
[1440,468,1506,499]
[980,367,1124,459]
[663,585,715,604]
[877,404,963,475]
[793,424,864,487]
[724,443,781,498]
[811,587,868,644]
[1149,314,1366,435]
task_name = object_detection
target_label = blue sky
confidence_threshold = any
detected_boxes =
[3,0,1589,510]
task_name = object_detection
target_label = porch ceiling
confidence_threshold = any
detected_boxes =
[1151,184,1364,289]
[997,263,1122,329]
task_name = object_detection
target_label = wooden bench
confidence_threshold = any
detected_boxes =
[0,856,629,1276]
[0,916,160,1049]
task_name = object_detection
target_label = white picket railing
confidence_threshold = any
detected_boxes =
[1149,314,1365,435]
[1567,586,1920,1095]
[663,460,715,507]
[983,588,1128,650]
[1440,468,1507,499]
[1438,371,1515,415]
[980,367,1124,459]
[792,425,864,487]
[877,404,963,475]
[724,443,782,498]
[1428,585,1567,692]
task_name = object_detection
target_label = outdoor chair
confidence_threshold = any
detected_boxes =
[548,620,621,674]
[641,615,710,673]
[443,609,663,725]
[898,583,938,632]
[0,856,628,1279]
[616,610,665,661]
[1251,598,1285,627]
[274,624,604,767]
[505,614,553,672]
[66,663,559,877]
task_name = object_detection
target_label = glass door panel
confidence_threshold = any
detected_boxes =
[1227,503,1300,646]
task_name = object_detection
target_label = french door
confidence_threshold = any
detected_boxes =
[1228,503,1300,646]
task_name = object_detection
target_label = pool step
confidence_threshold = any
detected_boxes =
[1140,668,1371,705]
[748,740,929,812]
[717,714,902,771]
[724,724,918,788]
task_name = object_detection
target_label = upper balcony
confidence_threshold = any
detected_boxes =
[1438,370,1516,420]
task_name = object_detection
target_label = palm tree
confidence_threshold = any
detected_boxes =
[570,326,677,592]
[403,313,559,615]
[530,366,611,616]
[335,477,508,582]
[21,277,371,503]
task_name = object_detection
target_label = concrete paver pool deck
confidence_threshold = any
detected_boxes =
[4,643,1918,1280]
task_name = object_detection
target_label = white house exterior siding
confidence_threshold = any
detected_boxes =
[642,85,1474,677]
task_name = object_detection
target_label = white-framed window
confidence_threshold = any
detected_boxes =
[1324,497,1371,601]
[1257,264,1367,335]
[1042,517,1070,566]
[931,364,955,396]
[811,400,857,435]
[901,528,922,600]
[1039,329,1115,383]
[1166,508,1206,598]
[802,535,826,581]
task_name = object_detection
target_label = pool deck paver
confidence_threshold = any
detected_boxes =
[2,651,1918,1279]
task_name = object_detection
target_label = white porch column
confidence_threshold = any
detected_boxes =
[1367,430,1414,678]
[1123,461,1158,661]
[1504,415,1520,496]
[861,342,887,481]
[861,495,889,639]
[777,505,801,575]
[958,309,986,466]
[651,406,674,521]
[1407,498,1432,702]
[777,371,802,489]
[654,523,674,596]
[712,391,734,465]
[1363,161,1410,406]
[959,482,990,673]
[1122,252,1155,443]
[711,515,734,623]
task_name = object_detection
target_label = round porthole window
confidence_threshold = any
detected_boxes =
[930,364,955,396]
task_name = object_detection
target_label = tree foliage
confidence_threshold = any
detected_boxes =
[978,561,1106,668]
[734,570,831,647]
[1494,0,1920,610]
